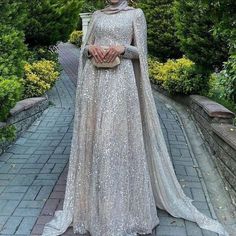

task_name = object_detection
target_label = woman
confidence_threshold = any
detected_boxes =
[42,1,229,235]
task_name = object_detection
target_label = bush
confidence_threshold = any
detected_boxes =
[80,0,105,12]
[0,1,29,78]
[69,31,83,47]
[28,46,61,72]
[23,60,60,98]
[0,77,23,121]
[25,0,83,47]
[208,55,236,104]
[174,0,228,71]
[0,125,16,145]
[0,0,28,31]
[0,25,28,78]
[148,57,208,95]
[205,0,236,54]
[136,0,182,61]
[148,56,164,85]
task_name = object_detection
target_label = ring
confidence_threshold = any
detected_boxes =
[94,53,98,56]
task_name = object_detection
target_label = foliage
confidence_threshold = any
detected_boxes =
[23,60,60,98]
[28,46,61,72]
[136,0,182,61]
[0,1,28,78]
[0,77,23,121]
[0,25,28,78]
[148,56,164,85]
[80,0,105,12]
[0,0,28,30]
[148,56,208,95]
[0,125,16,144]
[25,0,83,47]
[69,31,83,47]
[174,0,229,71]
[208,55,236,104]
[205,0,236,54]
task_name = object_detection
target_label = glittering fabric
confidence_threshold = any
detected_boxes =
[42,8,229,236]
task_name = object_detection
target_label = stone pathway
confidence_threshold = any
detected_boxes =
[0,42,219,236]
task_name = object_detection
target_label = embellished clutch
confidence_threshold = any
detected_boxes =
[91,46,121,69]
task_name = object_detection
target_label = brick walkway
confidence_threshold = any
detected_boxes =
[0,42,219,236]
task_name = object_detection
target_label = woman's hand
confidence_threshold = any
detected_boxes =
[88,45,106,63]
[103,45,125,63]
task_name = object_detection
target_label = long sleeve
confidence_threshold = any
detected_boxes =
[83,45,92,58]
[120,9,147,60]
[120,44,139,59]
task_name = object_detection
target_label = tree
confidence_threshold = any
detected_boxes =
[174,0,229,71]
[25,0,83,47]
[80,0,105,12]
[136,0,182,61]
[206,0,236,54]
[0,0,28,78]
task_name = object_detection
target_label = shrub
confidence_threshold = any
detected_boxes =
[0,77,23,121]
[80,0,105,12]
[69,31,83,47]
[208,55,236,104]
[205,0,236,54]
[136,0,182,61]
[28,46,61,72]
[25,0,83,47]
[148,57,208,95]
[0,0,28,31]
[174,0,228,71]
[0,1,29,78]
[23,60,60,98]
[0,26,28,78]
[0,125,16,145]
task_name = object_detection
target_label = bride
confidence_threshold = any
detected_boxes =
[42,0,229,235]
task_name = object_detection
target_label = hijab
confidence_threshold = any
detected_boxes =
[101,0,135,14]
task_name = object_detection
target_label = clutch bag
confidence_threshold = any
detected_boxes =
[91,46,121,68]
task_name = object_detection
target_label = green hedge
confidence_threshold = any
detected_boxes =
[174,0,229,71]
[0,25,28,78]
[136,0,182,61]
[205,0,236,54]
[0,77,23,122]
[25,0,83,47]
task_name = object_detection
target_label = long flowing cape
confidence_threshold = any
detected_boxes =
[42,9,229,236]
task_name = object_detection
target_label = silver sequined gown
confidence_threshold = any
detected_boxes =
[72,9,160,236]
[43,9,159,236]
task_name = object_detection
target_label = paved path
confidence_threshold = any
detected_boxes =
[0,43,219,236]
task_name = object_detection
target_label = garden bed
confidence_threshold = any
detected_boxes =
[0,95,49,155]
[152,83,236,205]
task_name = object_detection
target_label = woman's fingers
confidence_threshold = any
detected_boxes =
[109,51,119,62]
[89,45,121,63]
[88,45,106,63]
[91,48,100,63]
[95,47,105,63]
[106,49,117,63]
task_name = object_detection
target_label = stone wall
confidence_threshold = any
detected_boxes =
[0,96,49,154]
[151,83,236,205]
[189,95,236,205]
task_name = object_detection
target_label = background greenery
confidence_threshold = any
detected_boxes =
[136,0,182,61]
[0,0,235,129]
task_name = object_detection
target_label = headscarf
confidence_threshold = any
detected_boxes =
[101,0,134,14]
